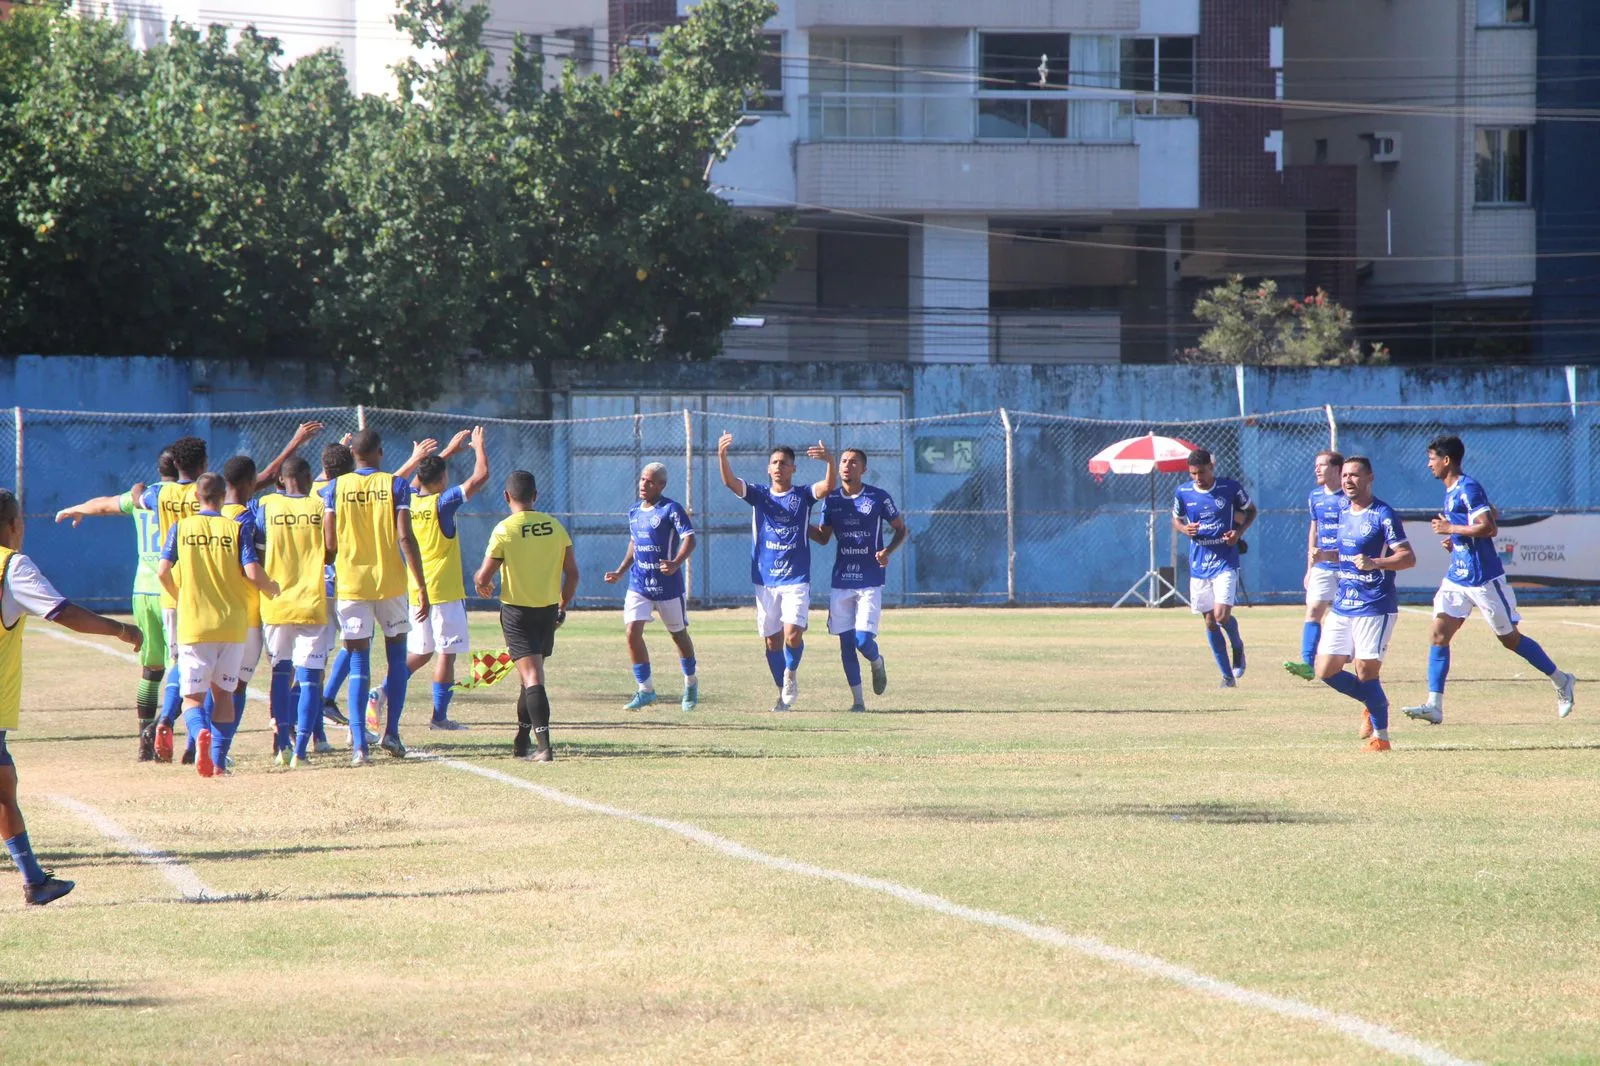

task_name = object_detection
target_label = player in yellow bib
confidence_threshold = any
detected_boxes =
[474,470,578,762]
[156,474,280,778]
[220,456,268,749]
[0,488,144,904]
[322,430,427,764]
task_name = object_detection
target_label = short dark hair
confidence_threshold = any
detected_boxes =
[770,446,796,462]
[1342,455,1374,474]
[221,455,257,491]
[321,443,354,480]
[169,436,208,477]
[417,456,447,486]
[280,456,312,486]
[842,447,868,468]
[0,488,17,526]
[1316,449,1344,467]
[194,471,226,505]
[351,429,382,460]
[157,449,178,481]
[505,469,537,503]
[1187,448,1213,467]
[1427,435,1465,464]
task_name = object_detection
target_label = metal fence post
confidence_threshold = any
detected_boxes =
[12,406,21,505]
[356,404,366,431]
[999,407,1016,605]
[1325,404,1339,450]
[683,407,694,604]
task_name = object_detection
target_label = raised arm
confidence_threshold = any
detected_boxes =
[256,421,326,491]
[56,484,144,527]
[396,438,439,483]
[460,426,490,500]
[718,431,745,497]
[807,441,837,500]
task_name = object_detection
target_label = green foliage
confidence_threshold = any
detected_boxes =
[0,0,790,407]
[1183,276,1389,367]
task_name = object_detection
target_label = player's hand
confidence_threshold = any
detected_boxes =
[874,548,891,567]
[555,606,568,628]
[806,439,831,462]
[1441,537,1454,552]
[291,421,325,447]
[1182,521,1201,537]
[469,425,485,453]
[339,432,354,447]
[718,431,734,455]
[415,592,430,624]
[1220,529,1240,546]
[660,559,682,576]
[441,428,472,456]
[409,438,439,463]
[1430,513,1452,535]
[54,507,86,527]
[475,579,495,598]
[1353,554,1375,572]
[117,622,142,650]
[262,580,282,599]
[603,569,622,584]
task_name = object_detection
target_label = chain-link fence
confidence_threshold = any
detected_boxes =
[13,400,1599,608]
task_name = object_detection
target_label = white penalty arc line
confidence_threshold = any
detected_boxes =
[438,759,1479,1066]
[47,794,223,903]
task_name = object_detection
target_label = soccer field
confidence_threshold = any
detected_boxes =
[3,606,1598,1065]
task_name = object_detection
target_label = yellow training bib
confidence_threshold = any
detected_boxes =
[409,490,466,606]
[257,494,327,626]
[173,512,250,645]
[332,471,405,602]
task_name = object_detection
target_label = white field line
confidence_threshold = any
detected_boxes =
[31,625,141,664]
[47,794,223,902]
[438,758,1480,1066]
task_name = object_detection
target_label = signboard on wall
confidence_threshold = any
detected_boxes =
[915,437,977,475]
[1395,513,1600,589]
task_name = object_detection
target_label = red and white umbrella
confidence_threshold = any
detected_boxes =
[1087,433,1201,480]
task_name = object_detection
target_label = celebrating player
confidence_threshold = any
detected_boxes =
[220,456,268,742]
[718,432,837,712]
[809,448,907,711]
[1285,450,1346,681]
[1,487,144,904]
[1172,449,1256,687]
[1401,436,1576,724]
[474,470,578,761]
[1312,456,1414,750]
[313,441,355,746]
[603,462,698,712]
[142,435,206,762]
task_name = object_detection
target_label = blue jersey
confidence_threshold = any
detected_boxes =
[1331,498,1408,617]
[1172,477,1253,579]
[741,482,819,587]
[821,484,901,590]
[1309,486,1346,572]
[1443,475,1503,587]
[628,496,695,601]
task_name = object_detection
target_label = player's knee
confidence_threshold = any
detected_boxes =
[854,631,874,652]
[1497,629,1521,649]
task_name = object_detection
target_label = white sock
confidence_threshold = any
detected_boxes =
[683,673,696,686]
[1376,729,1389,741]
[639,681,654,693]
[783,669,796,684]
[1427,692,1443,708]
[850,683,864,703]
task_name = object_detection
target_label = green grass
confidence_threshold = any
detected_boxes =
[3,605,1599,1064]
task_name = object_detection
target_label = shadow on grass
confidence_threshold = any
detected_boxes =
[225,884,525,905]
[1095,801,1345,825]
[1406,741,1600,753]
[425,741,778,761]
[0,978,164,1013]
[44,841,423,869]
[867,707,1242,716]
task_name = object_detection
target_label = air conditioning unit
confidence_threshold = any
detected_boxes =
[1367,131,1402,163]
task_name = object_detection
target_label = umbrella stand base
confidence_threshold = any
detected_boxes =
[1113,569,1186,608]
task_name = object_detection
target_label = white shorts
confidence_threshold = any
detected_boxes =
[1305,567,1339,606]
[623,590,688,634]
[407,600,471,656]
[162,608,179,665]
[828,586,883,636]
[177,641,245,697]
[1319,612,1398,662]
[1189,570,1239,615]
[336,596,412,641]
[265,622,334,671]
[1433,576,1520,637]
[324,598,341,650]
[235,626,263,685]
[754,583,810,637]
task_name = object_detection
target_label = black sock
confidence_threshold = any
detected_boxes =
[529,684,551,751]
[514,687,532,753]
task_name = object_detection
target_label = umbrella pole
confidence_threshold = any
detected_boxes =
[1114,470,1186,608]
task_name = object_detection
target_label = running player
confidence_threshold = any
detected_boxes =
[156,473,279,776]
[1,488,144,904]
[1401,435,1576,724]
[809,448,907,711]
[717,432,837,712]
[602,462,698,712]
[322,429,427,764]
[1172,449,1256,687]
[474,470,578,761]
[1285,450,1345,681]
[1313,456,1415,751]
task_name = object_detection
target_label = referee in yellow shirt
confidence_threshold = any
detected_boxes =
[474,470,578,762]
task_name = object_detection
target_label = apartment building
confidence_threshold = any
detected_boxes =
[635,0,1355,364]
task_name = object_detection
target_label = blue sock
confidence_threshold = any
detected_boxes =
[1511,635,1558,676]
[347,647,371,750]
[1301,622,1321,665]
[1322,670,1363,701]
[855,630,880,662]
[432,682,453,723]
[632,662,652,688]
[1360,677,1390,733]
[1221,615,1243,652]
[201,692,216,731]
[765,648,784,687]
[384,639,408,735]
[1206,627,1231,678]
[839,633,863,686]
[232,685,247,731]
[159,663,183,726]
[211,714,237,767]
[784,642,804,672]
[270,662,294,753]
[1428,645,1450,696]
[183,703,208,751]
[680,656,696,679]
[5,832,46,885]
[294,667,322,758]
[324,647,351,704]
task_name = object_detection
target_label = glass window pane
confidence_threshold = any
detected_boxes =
[1120,38,1155,92]
[1158,37,1195,95]
[1505,128,1529,202]
[810,37,846,94]
[978,98,1028,138]
[981,33,1070,91]
[1474,129,1499,202]
[1506,0,1530,22]
[1030,99,1069,139]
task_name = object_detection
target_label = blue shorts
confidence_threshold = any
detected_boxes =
[0,730,11,768]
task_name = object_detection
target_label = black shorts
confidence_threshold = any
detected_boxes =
[501,604,558,661]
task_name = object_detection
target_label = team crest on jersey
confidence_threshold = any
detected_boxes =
[651,514,663,529]
[782,495,799,514]
[856,498,873,515]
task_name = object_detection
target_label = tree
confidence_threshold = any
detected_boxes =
[1182,276,1388,367]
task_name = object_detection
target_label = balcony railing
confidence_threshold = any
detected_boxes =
[800,92,1189,144]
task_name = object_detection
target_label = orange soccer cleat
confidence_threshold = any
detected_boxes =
[1359,710,1374,740]
[195,729,214,777]
[1363,737,1391,753]
[154,723,174,763]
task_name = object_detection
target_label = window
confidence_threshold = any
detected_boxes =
[809,37,900,139]
[1477,0,1532,25]
[979,33,1071,90]
[1475,128,1530,204]
[1119,37,1195,115]
[1314,138,1328,164]
[747,33,784,112]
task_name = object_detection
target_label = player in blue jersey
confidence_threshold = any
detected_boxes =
[1172,449,1256,687]
[1312,456,1415,751]
[1285,450,1346,681]
[809,448,908,711]
[1401,436,1575,724]
[718,431,837,712]
[603,462,699,711]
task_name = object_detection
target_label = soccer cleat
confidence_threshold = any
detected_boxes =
[681,681,699,712]
[1359,710,1374,740]
[379,734,407,759]
[365,688,385,736]
[138,722,156,762]
[322,699,347,726]
[350,749,370,767]
[1554,670,1577,719]
[848,700,866,713]
[23,874,75,907]
[530,748,553,763]
[1282,660,1315,682]
[273,749,290,768]
[181,746,196,766]
[623,690,658,711]
[289,754,305,769]
[870,656,888,696]
[429,718,469,731]
[1231,645,1246,679]
[1218,676,1236,689]
[1364,737,1392,753]
[781,672,799,707]
[1402,702,1443,726]
[153,724,174,763]
[195,730,214,777]
[770,697,791,713]
[314,740,335,756]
